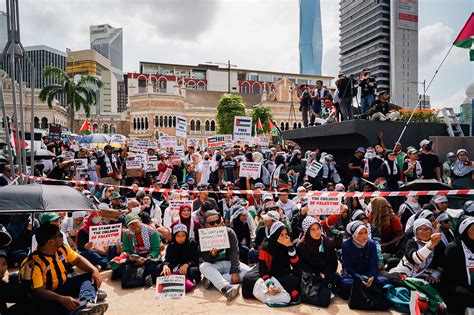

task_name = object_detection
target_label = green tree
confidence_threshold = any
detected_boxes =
[39,66,103,132]
[250,105,274,135]
[216,94,246,134]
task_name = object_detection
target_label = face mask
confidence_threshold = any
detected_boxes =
[91,216,101,224]
[131,207,140,214]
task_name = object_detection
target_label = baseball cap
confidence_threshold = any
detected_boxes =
[197,184,209,191]
[262,193,274,202]
[419,139,431,148]
[262,210,280,222]
[447,152,456,158]
[203,210,221,223]
[302,182,313,190]
[254,182,265,190]
[335,183,345,192]
[40,213,61,225]
[463,200,474,214]
[436,213,449,222]
[458,217,474,235]
[407,147,419,155]
[433,195,448,204]
[356,147,366,153]
[109,192,123,200]
[269,221,285,237]
[362,68,370,72]
[125,213,141,226]
[98,203,110,210]
[0,250,6,258]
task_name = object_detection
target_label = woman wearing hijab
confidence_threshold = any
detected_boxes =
[171,203,201,240]
[340,221,388,300]
[398,195,422,229]
[61,211,87,242]
[288,149,305,189]
[270,155,288,189]
[441,217,474,313]
[450,149,473,189]
[161,224,200,292]
[296,216,340,291]
[437,213,455,247]
[243,221,301,304]
[76,210,112,270]
[379,150,400,191]
[141,195,162,227]
[369,197,403,254]
[230,205,252,264]
[350,210,384,270]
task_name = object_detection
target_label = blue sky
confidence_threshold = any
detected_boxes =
[6,0,474,111]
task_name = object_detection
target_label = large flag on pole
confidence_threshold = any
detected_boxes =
[268,118,283,145]
[453,13,474,61]
[80,120,91,135]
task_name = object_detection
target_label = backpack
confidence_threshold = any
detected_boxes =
[384,284,410,314]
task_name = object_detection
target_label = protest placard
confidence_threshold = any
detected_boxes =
[62,151,75,160]
[170,155,182,165]
[198,226,230,252]
[175,145,184,157]
[74,158,88,170]
[175,116,187,138]
[155,275,185,300]
[89,223,122,247]
[159,136,177,148]
[207,134,232,148]
[166,200,192,226]
[307,195,342,216]
[158,168,172,184]
[233,116,253,143]
[257,136,270,147]
[130,140,149,153]
[101,209,122,221]
[306,161,323,178]
[239,162,261,179]
[126,159,143,177]
[187,138,199,148]
[111,134,126,144]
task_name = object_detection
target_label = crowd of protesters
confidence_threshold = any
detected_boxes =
[0,129,473,314]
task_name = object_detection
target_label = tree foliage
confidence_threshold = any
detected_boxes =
[250,105,274,135]
[216,94,246,134]
[39,66,103,131]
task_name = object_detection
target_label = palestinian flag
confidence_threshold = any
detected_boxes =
[256,117,263,132]
[453,13,474,61]
[80,120,92,135]
[268,118,284,145]
[235,117,251,127]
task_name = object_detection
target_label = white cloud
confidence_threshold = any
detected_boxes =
[431,88,467,111]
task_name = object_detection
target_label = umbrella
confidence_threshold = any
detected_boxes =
[33,149,56,160]
[78,134,111,144]
[0,184,96,213]
[399,179,452,191]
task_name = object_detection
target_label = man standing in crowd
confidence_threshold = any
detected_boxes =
[96,145,122,186]
[359,68,377,114]
[418,139,441,181]
[348,147,365,183]
[335,73,357,121]
[310,80,332,126]
[298,85,312,127]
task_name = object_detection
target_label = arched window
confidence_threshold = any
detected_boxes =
[297,122,302,129]
[210,120,216,132]
[205,120,210,132]
[41,117,48,129]
[196,120,201,132]
[172,116,176,128]
[190,120,195,131]
[110,124,116,134]
[164,116,168,128]
[102,124,109,133]
[93,123,99,133]
[168,116,173,128]
[280,122,285,130]
[154,115,158,127]
[285,122,289,130]
[293,122,297,130]
[34,117,40,128]
[145,117,149,130]
[159,116,163,127]
[140,118,144,130]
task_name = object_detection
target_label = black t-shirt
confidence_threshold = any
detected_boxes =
[349,155,363,178]
[300,90,311,107]
[418,153,440,179]
[360,77,377,97]
[367,158,383,182]
[96,154,122,178]
[372,101,390,115]
[219,158,237,183]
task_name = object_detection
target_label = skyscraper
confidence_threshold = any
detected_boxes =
[339,0,418,108]
[0,11,7,54]
[90,24,123,75]
[299,0,323,75]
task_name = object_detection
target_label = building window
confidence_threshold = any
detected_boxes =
[164,116,168,128]
[280,122,285,130]
[210,120,216,132]
[140,118,144,130]
[145,117,149,130]
[110,124,116,134]
[133,118,137,130]
[138,79,147,94]
[293,122,297,130]
[205,120,210,132]
[172,116,176,128]
[102,124,109,133]
[160,116,163,127]
[190,120,195,131]
[154,115,158,127]
[34,117,40,128]
[196,120,201,132]
[297,122,302,128]
[93,123,99,133]
[41,117,48,129]
[241,84,250,94]
[155,130,160,140]
[253,84,261,94]
[285,122,289,130]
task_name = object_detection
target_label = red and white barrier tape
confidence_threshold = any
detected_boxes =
[23,175,474,198]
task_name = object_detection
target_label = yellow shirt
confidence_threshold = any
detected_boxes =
[21,244,78,290]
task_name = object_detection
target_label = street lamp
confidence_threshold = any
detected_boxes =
[206,60,238,93]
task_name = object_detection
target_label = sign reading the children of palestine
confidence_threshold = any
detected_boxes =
[307,195,341,216]
[175,116,187,138]
[306,161,323,178]
[198,226,230,252]
[89,224,122,247]
[156,275,185,300]
[233,116,253,143]
[159,136,177,148]
[239,162,262,179]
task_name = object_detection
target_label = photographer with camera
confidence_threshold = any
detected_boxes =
[359,68,377,114]
[298,85,312,127]
[335,73,357,121]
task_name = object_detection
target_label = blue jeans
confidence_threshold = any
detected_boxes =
[248,249,259,264]
[310,101,322,126]
[360,94,374,115]
[80,249,110,269]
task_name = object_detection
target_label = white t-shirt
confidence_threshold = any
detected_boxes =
[276,199,298,220]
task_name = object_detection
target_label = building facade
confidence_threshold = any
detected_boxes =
[339,0,418,108]
[90,24,123,75]
[299,0,323,75]
[0,11,6,55]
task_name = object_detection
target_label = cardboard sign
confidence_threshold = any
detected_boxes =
[62,151,75,160]
[307,195,342,216]
[130,140,149,153]
[166,200,192,226]
[156,275,185,300]
[49,123,61,141]
[233,116,253,143]
[175,116,187,138]
[89,223,122,247]
[175,145,184,157]
[146,161,159,173]
[306,161,323,178]
[159,136,177,148]
[101,209,122,221]
[74,158,89,170]
[207,134,232,148]
[198,226,230,252]
[239,162,261,179]
[257,136,270,147]
[158,168,172,184]
[126,159,142,169]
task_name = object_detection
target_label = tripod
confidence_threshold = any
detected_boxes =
[288,87,297,125]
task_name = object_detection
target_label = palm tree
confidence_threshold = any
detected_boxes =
[251,105,274,134]
[39,66,103,132]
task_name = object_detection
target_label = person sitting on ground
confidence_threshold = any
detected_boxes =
[369,197,403,254]
[340,221,389,300]
[296,217,340,294]
[192,200,216,227]
[437,213,455,247]
[199,210,251,302]
[61,211,87,243]
[192,184,218,212]
[32,213,73,252]
[0,249,33,314]
[440,217,474,313]
[230,205,252,264]
[6,214,38,267]
[398,195,422,229]
[161,224,200,292]
[170,203,201,241]
[369,90,400,121]
[22,223,107,314]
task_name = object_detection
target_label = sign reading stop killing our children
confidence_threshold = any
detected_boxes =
[307,195,342,216]
[233,116,253,143]
[198,226,230,252]
[89,223,122,247]
[156,275,186,300]
[239,162,261,179]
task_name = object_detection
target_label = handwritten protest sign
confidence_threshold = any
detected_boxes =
[130,140,149,153]
[111,134,126,144]
[156,275,185,300]
[307,196,341,216]
[233,116,252,143]
[187,138,199,148]
[175,116,187,138]
[198,226,230,252]
[159,136,177,148]
[74,159,88,170]
[306,161,323,178]
[89,223,122,247]
[239,162,261,179]
[145,155,158,173]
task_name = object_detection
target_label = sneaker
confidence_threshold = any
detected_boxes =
[202,277,212,289]
[76,302,108,315]
[144,275,153,287]
[224,284,240,302]
[96,290,107,302]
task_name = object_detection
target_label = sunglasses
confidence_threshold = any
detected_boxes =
[206,219,221,226]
